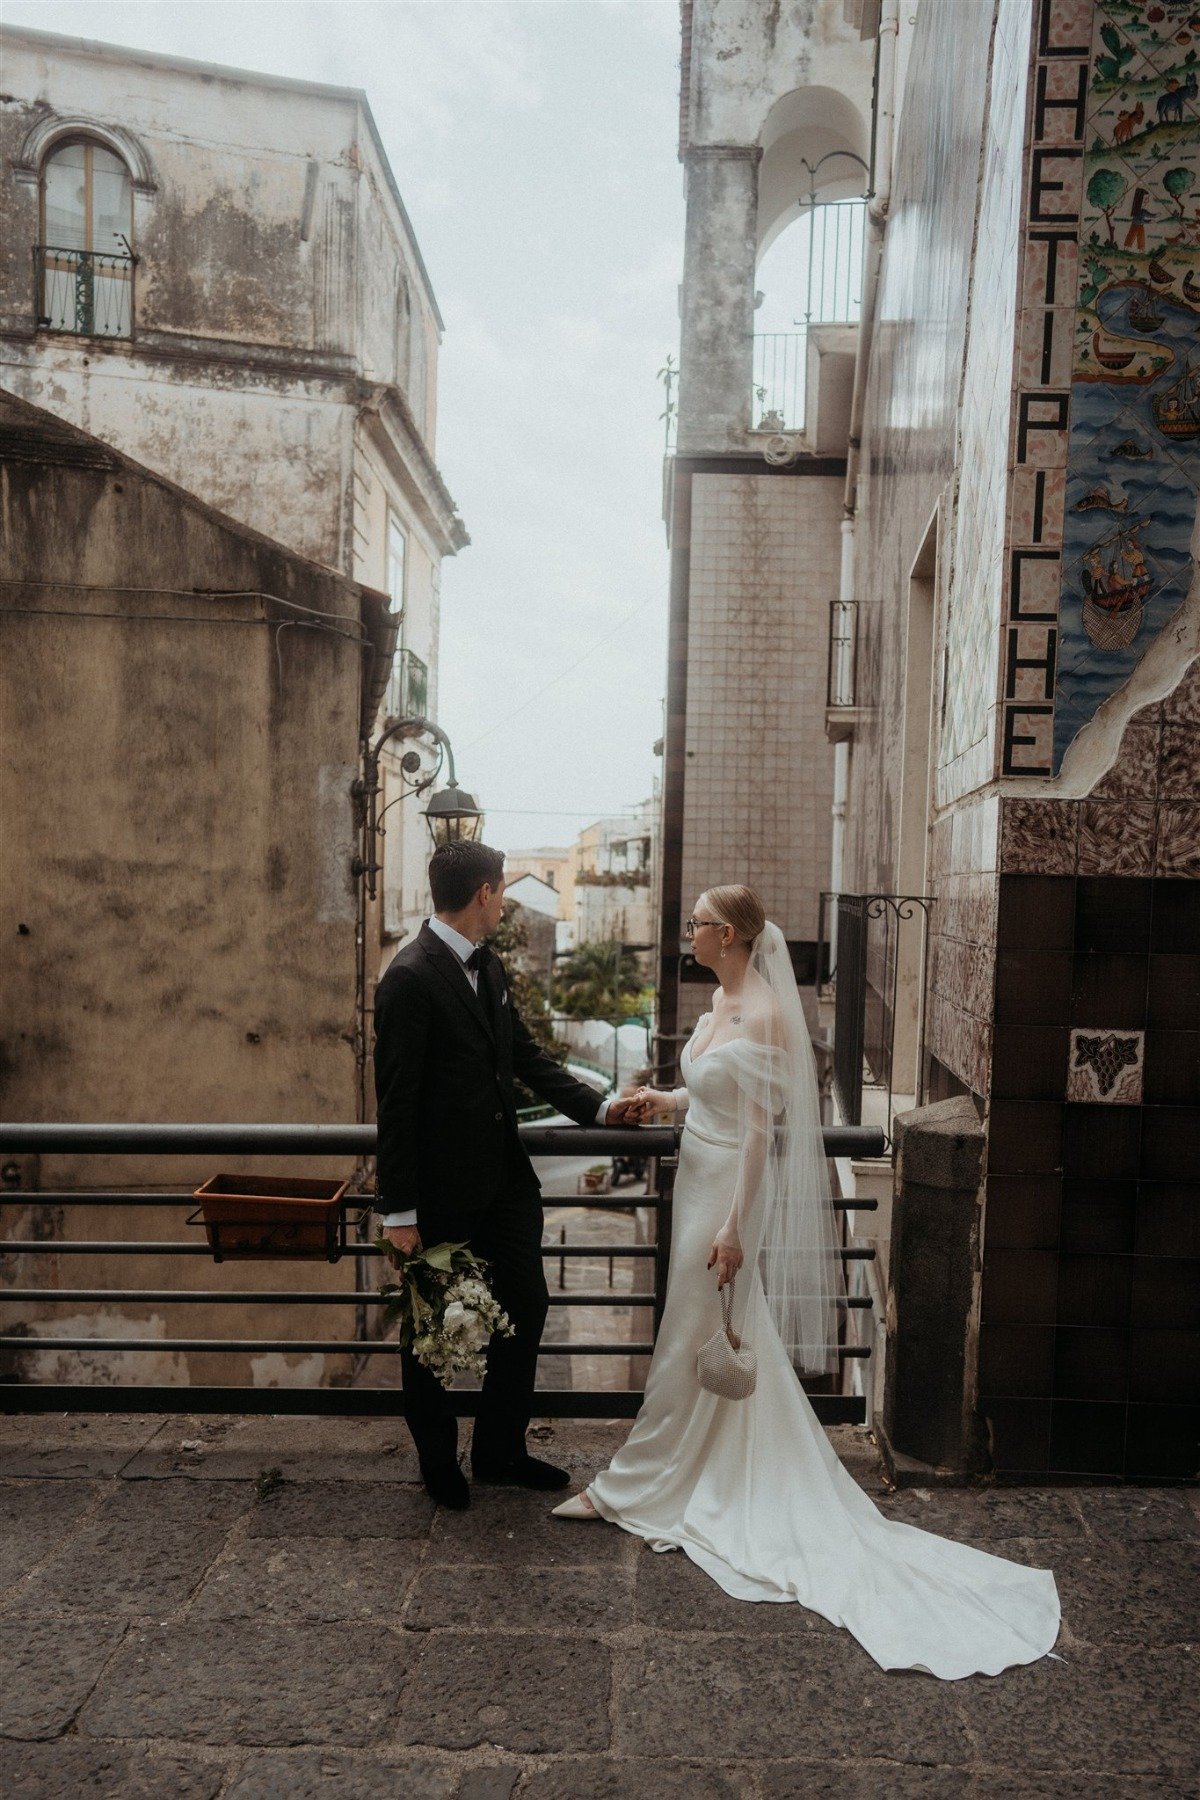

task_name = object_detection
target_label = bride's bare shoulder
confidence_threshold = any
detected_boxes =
[742,991,784,1046]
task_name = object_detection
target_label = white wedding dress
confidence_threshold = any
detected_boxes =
[586,1024,1062,1680]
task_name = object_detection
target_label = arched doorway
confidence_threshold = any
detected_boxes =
[38,138,134,337]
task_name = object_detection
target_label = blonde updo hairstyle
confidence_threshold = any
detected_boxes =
[699,884,767,948]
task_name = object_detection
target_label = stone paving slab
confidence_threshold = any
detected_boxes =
[616,1633,975,1765]
[396,1634,612,1753]
[78,1619,407,1746]
[634,1542,839,1636]
[5,1515,229,1619]
[0,1612,128,1738]
[877,1485,1087,1543]
[1052,1538,1199,1646]
[189,1535,413,1623]
[0,1477,102,1592]
[223,1747,459,1798]
[951,1645,1198,1779]
[407,1564,633,1633]
[429,1485,631,1566]
[0,1415,1195,1794]
[0,1412,165,1477]
[246,1478,434,1539]
[518,1756,744,1797]
[0,1740,225,1799]
[121,1415,423,1482]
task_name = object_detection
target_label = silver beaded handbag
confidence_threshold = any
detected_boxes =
[696,1278,757,1400]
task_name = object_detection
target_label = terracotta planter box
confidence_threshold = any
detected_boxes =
[192,1173,349,1262]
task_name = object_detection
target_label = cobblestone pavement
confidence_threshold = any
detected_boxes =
[1,1412,1196,1798]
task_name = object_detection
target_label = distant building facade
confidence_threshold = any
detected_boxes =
[0,24,467,953]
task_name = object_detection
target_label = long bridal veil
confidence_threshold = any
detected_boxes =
[729,920,848,1376]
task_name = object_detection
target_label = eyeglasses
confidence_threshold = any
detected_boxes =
[685,917,720,938]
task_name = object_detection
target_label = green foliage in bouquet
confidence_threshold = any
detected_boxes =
[376,1236,515,1387]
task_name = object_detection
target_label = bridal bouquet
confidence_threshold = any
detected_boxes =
[376,1237,514,1387]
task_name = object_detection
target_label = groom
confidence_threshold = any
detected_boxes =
[374,839,638,1508]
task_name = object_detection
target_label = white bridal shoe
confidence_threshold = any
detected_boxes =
[551,1488,600,1519]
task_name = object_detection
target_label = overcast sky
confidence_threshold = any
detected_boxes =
[5,0,682,852]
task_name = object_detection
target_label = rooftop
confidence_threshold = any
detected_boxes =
[1,1412,1195,1794]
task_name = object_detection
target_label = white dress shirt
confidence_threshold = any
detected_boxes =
[379,917,608,1229]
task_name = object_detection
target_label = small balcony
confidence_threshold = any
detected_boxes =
[35,244,135,339]
[385,647,429,722]
[825,598,863,742]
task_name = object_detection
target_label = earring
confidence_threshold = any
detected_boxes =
[720,946,726,959]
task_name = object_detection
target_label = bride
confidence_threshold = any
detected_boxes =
[552,884,1061,1680]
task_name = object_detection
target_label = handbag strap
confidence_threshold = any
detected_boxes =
[720,1276,735,1332]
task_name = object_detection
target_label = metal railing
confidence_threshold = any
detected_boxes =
[752,197,865,434]
[827,599,859,709]
[0,1120,883,1423]
[385,647,428,722]
[35,243,135,338]
[830,896,933,1147]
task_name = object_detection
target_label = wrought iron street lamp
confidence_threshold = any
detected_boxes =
[352,715,482,899]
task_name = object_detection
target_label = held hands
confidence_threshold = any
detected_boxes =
[707,1224,743,1290]
[606,1089,664,1125]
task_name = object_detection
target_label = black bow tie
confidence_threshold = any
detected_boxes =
[465,946,486,973]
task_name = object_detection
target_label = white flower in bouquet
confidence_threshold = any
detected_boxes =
[377,1238,514,1388]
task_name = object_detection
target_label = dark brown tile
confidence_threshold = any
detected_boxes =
[981,1250,1059,1325]
[1058,1253,1133,1328]
[1135,1182,1200,1258]
[1053,1327,1130,1403]
[1075,877,1152,954]
[978,1324,1055,1398]
[995,951,1073,1025]
[1149,878,1200,951]
[983,1397,1051,1474]
[1131,1257,1200,1330]
[999,798,1078,875]
[1159,723,1200,798]
[1063,1104,1141,1179]
[987,1101,1063,1174]
[1155,801,1200,877]
[1049,1400,1126,1476]
[984,1174,1062,1250]
[1143,1030,1200,1105]
[992,1026,1070,1101]
[1060,1179,1137,1254]
[997,875,1075,953]
[1122,1403,1200,1479]
[1129,1331,1200,1406]
[1147,953,1200,1027]
[1140,1106,1200,1180]
[1078,798,1155,877]
[1069,953,1149,1029]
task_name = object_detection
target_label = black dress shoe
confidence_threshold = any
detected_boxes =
[471,1453,571,1491]
[421,1461,470,1509]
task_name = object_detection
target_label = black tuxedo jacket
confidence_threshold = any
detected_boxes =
[373,921,603,1238]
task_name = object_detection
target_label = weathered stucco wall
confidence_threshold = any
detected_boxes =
[0,398,390,1385]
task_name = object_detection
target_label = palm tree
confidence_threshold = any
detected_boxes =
[553,941,645,1020]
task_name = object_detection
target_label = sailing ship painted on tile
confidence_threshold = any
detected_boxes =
[1053,0,1200,771]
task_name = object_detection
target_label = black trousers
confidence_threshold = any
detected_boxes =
[401,1151,549,1474]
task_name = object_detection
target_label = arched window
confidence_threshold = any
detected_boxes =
[38,139,134,337]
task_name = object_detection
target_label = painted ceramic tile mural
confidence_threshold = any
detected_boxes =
[1003,0,1200,775]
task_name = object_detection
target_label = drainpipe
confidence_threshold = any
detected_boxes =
[833,0,900,920]
[843,0,899,525]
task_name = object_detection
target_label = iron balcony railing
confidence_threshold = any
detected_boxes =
[0,1119,883,1423]
[752,197,865,433]
[35,243,135,339]
[386,646,429,722]
[829,895,934,1148]
[827,599,859,709]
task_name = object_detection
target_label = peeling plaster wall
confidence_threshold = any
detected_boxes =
[0,414,371,1384]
